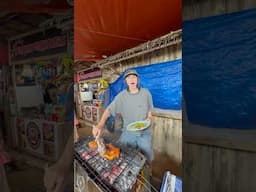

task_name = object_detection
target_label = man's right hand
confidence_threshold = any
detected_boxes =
[92,125,103,139]
[92,108,110,139]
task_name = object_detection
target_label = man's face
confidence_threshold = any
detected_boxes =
[125,74,138,89]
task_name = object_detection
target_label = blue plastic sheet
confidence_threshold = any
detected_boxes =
[109,60,182,110]
[183,9,256,129]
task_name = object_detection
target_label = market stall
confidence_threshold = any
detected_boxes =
[75,67,109,128]
[7,26,73,161]
[74,30,182,191]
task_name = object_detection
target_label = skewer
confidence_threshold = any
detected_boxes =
[136,173,159,192]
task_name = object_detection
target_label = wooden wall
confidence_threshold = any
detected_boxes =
[152,111,182,178]
[183,143,256,192]
[183,0,256,21]
[183,125,256,191]
[183,1,256,191]
[152,112,182,163]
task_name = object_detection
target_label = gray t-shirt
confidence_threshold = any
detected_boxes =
[108,88,153,129]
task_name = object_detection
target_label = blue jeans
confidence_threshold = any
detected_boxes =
[119,127,154,162]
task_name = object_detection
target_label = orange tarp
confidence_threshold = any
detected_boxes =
[75,0,181,62]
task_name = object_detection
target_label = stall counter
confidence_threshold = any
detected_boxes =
[15,117,72,162]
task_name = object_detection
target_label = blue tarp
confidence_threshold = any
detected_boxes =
[109,60,182,110]
[183,9,256,129]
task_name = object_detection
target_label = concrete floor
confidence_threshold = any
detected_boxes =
[6,162,45,192]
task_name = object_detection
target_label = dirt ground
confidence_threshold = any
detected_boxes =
[6,161,45,192]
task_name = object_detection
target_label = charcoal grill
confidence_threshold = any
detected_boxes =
[74,136,149,192]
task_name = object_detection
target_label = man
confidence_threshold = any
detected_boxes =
[93,69,154,163]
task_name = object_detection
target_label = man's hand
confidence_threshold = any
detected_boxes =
[74,125,79,143]
[146,112,152,124]
[92,108,110,139]
[146,116,152,125]
[92,125,103,140]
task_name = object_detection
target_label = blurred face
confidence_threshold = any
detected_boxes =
[125,74,138,90]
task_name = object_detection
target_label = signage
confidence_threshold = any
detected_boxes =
[78,67,102,81]
[10,28,67,62]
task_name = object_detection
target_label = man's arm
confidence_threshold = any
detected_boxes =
[147,111,152,122]
[92,108,111,139]
[93,92,121,139]
[146,89,154,123]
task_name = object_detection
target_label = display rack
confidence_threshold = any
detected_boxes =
[76,67,108,128]
[7,26,73,161]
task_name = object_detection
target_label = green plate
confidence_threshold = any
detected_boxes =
[127,120,150,131]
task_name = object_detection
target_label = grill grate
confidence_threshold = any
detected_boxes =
[74,136,146,192]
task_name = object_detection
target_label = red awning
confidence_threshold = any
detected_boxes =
[75,0,181,62]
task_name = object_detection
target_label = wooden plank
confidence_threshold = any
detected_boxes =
[152,116,182,163]
[183,123,256,152]
[183,143,256,192]
[183,142,215,192]
[235,150,256,191]
[226,0,256,13]
[244,0,256,8]
[183,0,256,21]
[152,109,181,120]
[213,145,237,192]
[183,0,225,21]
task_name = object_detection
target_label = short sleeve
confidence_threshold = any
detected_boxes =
[147,89,154,111]
[107,92,122,116]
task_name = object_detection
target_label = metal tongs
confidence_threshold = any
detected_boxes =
[95,137,106,156]
[93,125,106,155]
